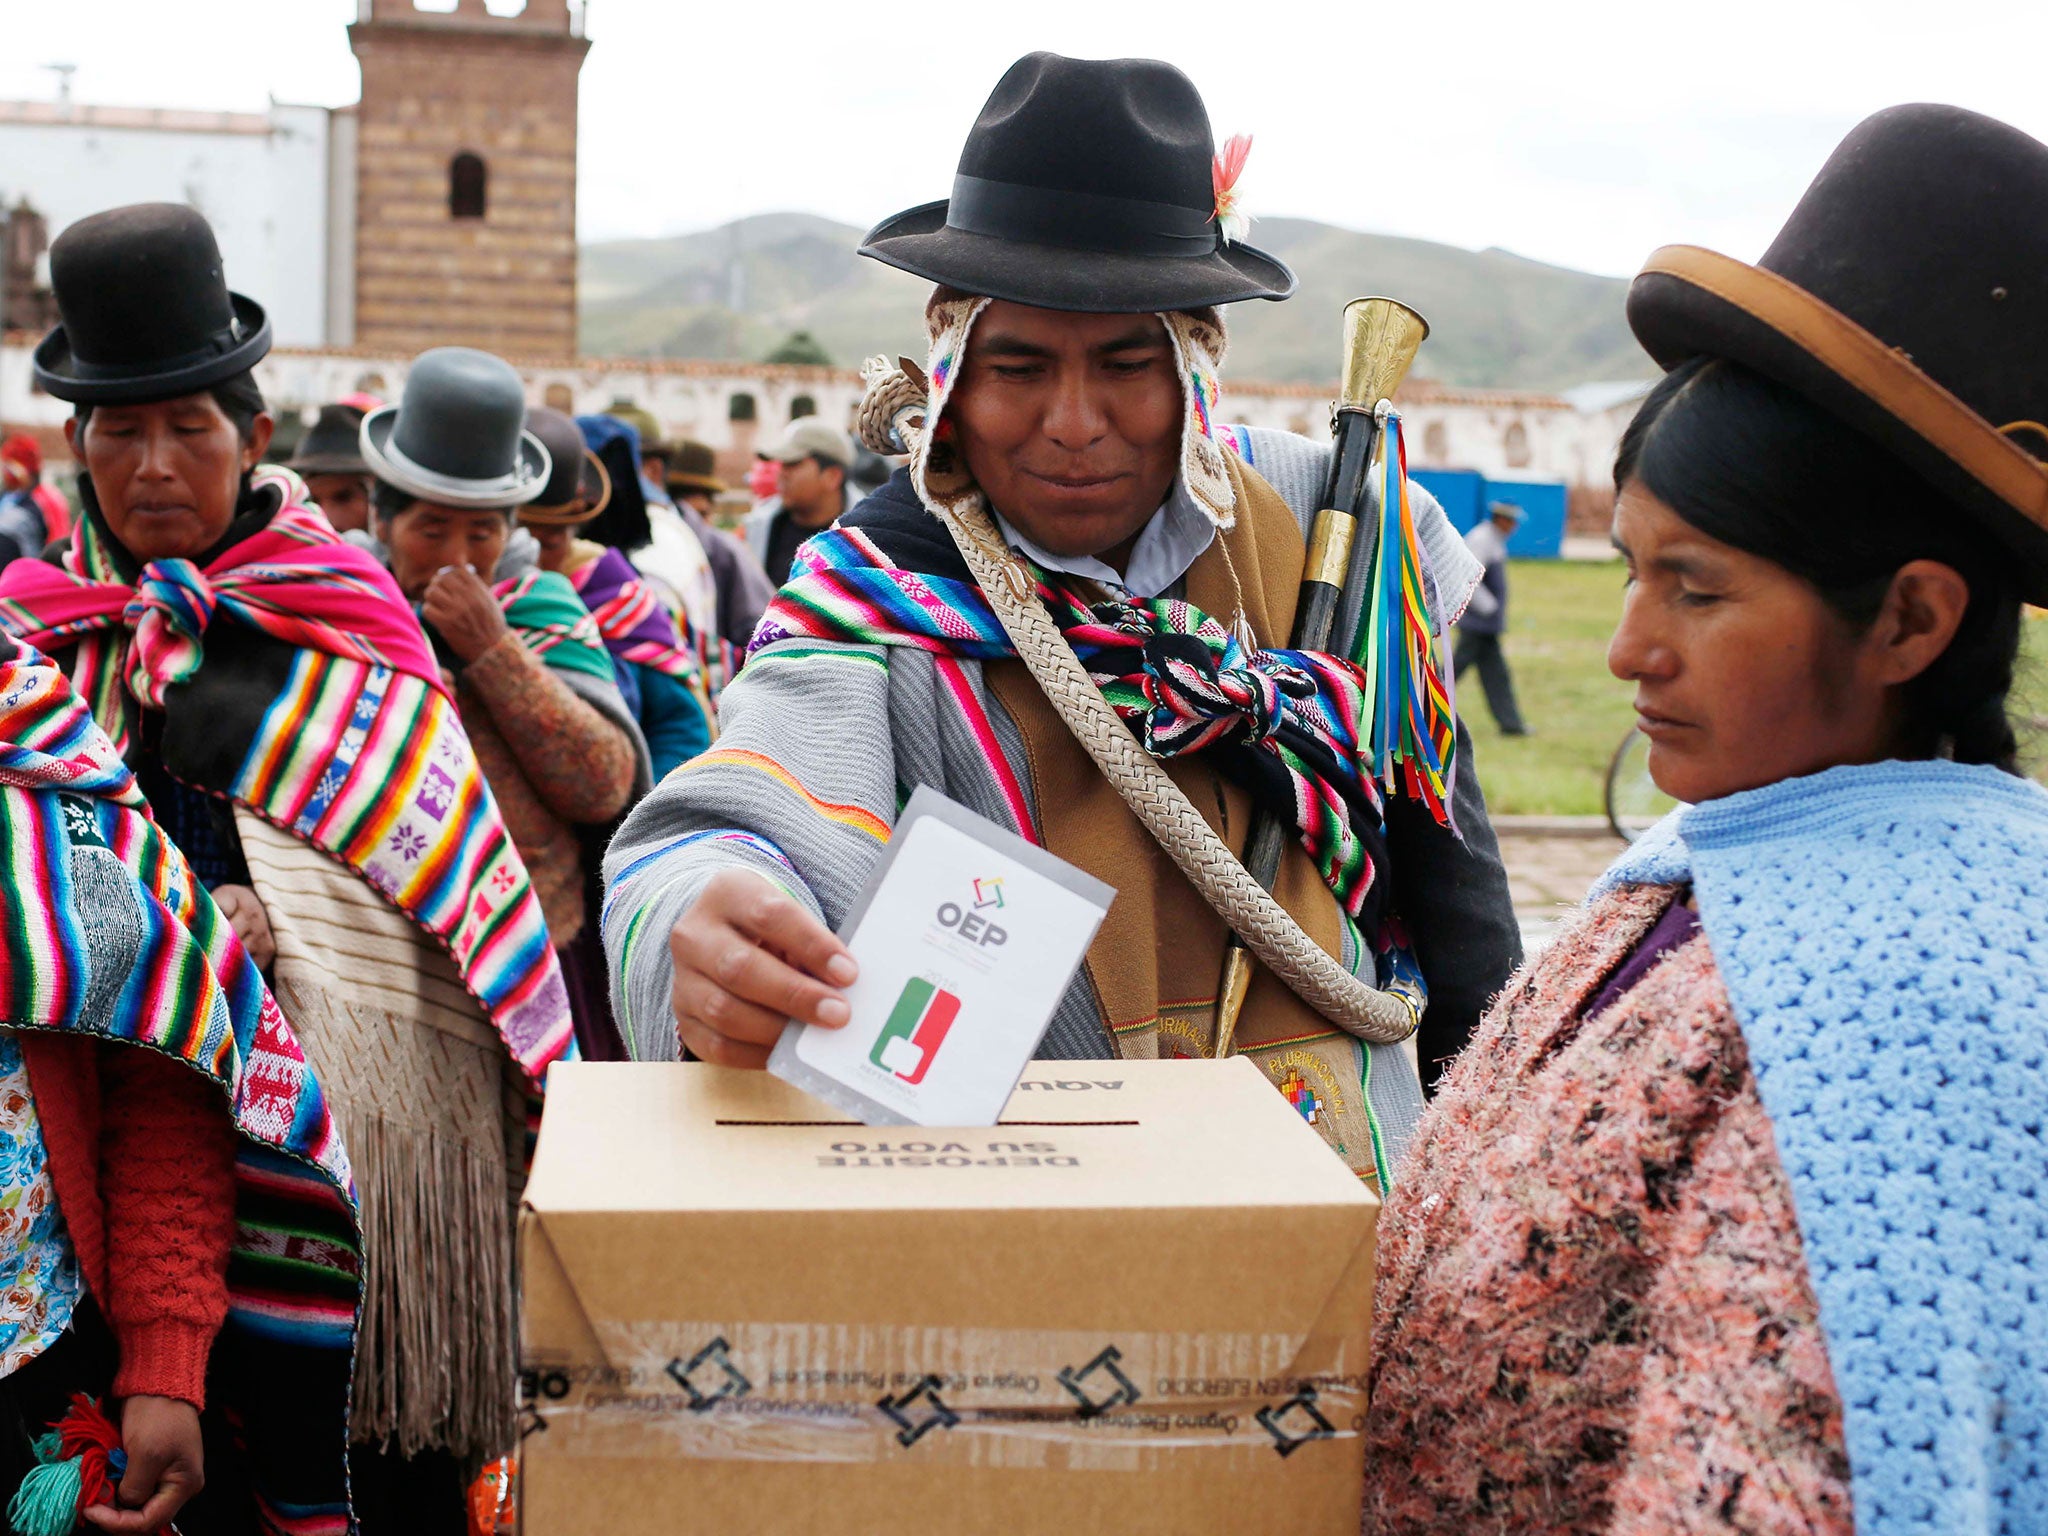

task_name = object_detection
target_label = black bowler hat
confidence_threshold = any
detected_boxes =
[34,203,271,404]
[1629,104,2048,600]
[286,403,371,478]
[859,52,1295,313]
[359,348,550,509]
[518,408,613,525]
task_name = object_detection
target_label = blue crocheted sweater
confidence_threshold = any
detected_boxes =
[1599,760,2048,1535]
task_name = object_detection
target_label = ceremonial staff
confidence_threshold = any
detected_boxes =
[1213,295,1429,1057]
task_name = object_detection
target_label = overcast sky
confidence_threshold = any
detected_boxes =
[1,0,2042,278]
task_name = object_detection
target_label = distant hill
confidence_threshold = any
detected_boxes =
[579,212,1654,391]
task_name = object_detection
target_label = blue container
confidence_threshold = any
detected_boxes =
[1409,468,1566,559]
[1408,468,1484,534]
[1481,479,1567,559]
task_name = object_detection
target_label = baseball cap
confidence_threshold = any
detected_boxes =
[764,417,854,469]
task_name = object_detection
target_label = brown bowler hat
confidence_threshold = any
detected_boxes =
[664,438,726,495]
[517,408,612,525]
[1627,103,2048,600]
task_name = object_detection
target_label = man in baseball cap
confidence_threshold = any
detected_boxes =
[744,417,858,584]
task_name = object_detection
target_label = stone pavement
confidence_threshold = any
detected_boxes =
[1495,818,1627,952]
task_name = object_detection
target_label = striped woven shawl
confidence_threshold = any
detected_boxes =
[0,639,357,1536]
[0,470,576,1082]
[491,567,623,685]
[567,545,703,682]
[754,521,1395,922]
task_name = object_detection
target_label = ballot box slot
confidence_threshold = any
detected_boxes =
[715,1120,1142,1129]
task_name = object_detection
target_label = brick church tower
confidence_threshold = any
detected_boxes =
[347,0,588,359]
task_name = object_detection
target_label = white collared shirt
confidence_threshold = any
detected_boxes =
[991,478,1215,600]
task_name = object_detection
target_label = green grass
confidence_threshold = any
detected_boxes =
[1457,561,1634,815]
[1461,560,2048,816]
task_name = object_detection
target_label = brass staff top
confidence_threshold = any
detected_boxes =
[1338,296,1430,412]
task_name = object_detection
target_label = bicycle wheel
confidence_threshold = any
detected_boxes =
[1604,724,1681,842]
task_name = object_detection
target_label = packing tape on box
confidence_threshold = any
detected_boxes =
[521,1320,1368,1468]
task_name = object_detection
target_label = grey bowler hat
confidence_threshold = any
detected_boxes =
[360,347,551,508]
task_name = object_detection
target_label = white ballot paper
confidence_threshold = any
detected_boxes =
[768,785,1115,1127]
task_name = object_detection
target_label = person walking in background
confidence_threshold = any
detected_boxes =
[744,417,859,585]
[1454,499,1531,735]
[284,401,375,534]
[0,205,576,1534]
[365,353,650,1064]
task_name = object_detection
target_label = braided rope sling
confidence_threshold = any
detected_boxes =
[856,361,1418,1047]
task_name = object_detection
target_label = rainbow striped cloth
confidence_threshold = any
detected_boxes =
[0,469,576,1084]
[754,526,1418,922]
[568,545,703,683]
[0,638,358,1535]
[491,567,622,684]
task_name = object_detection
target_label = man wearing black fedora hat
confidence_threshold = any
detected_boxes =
[603,52,1521,1186]
[285,400,375,534]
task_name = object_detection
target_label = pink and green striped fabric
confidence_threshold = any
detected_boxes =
[0,639,358,1535]
[0,469,576,1084]
[753,525,1402,919]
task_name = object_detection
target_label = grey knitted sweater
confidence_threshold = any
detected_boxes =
[601,428,1524,1160]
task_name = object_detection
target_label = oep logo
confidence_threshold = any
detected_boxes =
[936,876,1009,949]
[871,977,962,1085]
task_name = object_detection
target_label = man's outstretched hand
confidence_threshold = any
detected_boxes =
[668,870,857,1068]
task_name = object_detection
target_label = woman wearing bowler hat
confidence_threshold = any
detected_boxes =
[365,354,649,1067]
[0,204,578,1534]
[1367,107,2048,1536]
[284,401,375,534]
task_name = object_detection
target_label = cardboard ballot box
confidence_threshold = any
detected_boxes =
[519,1059,1379,1535]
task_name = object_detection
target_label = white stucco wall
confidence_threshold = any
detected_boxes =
[0,104,334,347]
[0,338,1631,499]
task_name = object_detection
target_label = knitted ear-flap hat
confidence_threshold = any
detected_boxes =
[1627,103,2048,601]
[869,294,1240,534]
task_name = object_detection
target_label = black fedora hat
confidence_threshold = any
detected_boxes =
[859,52,1294,314]
[34,202,271,405]
[360,348,550,509]
[1628,104,2048,600]
[518,408,612,525]
[286,403,371,478]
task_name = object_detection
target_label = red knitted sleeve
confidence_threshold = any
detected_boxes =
[96,1044,237,1407]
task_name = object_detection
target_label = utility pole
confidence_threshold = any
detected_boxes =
[41,63,77,108]
[0,203,9,433]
